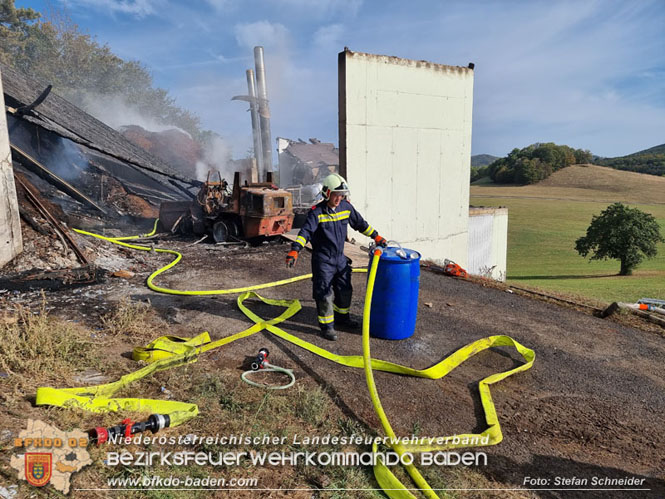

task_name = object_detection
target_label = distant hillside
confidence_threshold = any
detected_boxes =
[470,164,665,205]
[596,143,665,177]
[471,154,499,167]
[629,143,665,156]
[481,142,592,185]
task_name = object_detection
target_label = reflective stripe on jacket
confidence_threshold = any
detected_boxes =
[291,199,377,264]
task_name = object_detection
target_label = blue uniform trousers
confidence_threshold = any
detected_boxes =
[313,256,352,331]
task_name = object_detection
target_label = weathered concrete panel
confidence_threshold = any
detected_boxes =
[340,50,473,264]
[468,214,493,275]
[468,207,508,281]
[416,128,442,239]
[375,92,466,130]
[364,125,393,224]
[391,128,418,241]
[346,124,367,206]
[0,69,22,268]
[491,208,509,280]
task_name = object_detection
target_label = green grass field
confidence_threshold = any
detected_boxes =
[470,169,665,304]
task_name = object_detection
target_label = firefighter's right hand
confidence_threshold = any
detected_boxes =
[374,235,388,248]
[286,250,299,268]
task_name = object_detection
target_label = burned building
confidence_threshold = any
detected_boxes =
[0,63,201,273]
[1,63,199,224]
[277,137,339,188]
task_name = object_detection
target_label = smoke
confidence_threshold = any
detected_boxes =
[195,160,209,181]
[198,134,233,182]
[6,114,87,182]
[75,91,236,182]
[77,92,192,137]
[232,22,338,155]
[49,137,88,182]
[233,21,295,106]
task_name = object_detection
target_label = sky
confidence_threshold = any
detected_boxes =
[15,0,665,159]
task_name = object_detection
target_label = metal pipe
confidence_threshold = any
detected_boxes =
[246,69,264,178]
[254,46,273,178]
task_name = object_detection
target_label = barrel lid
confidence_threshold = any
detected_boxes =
[378,246,421,263]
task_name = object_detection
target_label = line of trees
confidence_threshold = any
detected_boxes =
[474,142,592,185]
[595,154,665,177]
[0,0,208,142]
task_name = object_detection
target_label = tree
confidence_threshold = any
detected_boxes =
[575,203,664,275]
[487,143,596,185]
[514,157,549,184]
[0,0,206,141]
[470,165,489,183]
[0,0,39,65]
[574,148,592,164]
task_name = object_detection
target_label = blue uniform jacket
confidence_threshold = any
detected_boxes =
[291,199,377,269]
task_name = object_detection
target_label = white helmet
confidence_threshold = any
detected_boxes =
[321,173,349,200]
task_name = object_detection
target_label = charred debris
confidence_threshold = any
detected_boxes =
[0,63,240,291]
[0,46,335,292]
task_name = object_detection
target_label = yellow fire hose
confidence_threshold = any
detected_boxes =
[35,224,535,498]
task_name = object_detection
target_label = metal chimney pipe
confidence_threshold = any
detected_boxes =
[254,46,273,178]
[246,69,264,178]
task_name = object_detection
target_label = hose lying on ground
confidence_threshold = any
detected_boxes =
[35,223,535,499]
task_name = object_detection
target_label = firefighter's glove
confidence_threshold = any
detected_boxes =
[374,235,388,248]
[286,250,299,268]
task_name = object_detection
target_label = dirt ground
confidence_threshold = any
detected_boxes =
[2,238,664,498]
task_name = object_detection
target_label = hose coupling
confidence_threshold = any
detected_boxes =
[251,348,270,371]
[91,413,171,445]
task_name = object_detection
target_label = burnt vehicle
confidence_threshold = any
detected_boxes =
[159,171,294,243]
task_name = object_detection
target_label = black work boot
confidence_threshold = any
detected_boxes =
[335,314,360,330]
[320,325,338,341]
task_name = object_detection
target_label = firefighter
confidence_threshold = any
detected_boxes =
[286,173,387,340]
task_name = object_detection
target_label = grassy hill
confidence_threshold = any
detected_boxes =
[470,165,665,303]
[472,164,665,205]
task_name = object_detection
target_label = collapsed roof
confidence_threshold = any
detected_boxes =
[277,137,339,186]
[0,62,207,275]
[1,62,199,212]
[280,138,339,168]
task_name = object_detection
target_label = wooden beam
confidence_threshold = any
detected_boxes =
[10,143,107,215]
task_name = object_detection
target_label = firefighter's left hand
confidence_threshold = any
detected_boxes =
[374,235,388,247]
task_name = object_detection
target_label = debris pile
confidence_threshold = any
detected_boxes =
[1,62,203,275]
[277,137,339,187]
[120,125,202,180]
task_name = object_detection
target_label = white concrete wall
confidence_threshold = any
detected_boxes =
[340,50,473,265]
[468,213,493,273]
[468,207,508,281]
[491,209,508,280]
[0,69,23,268]
[276,137,292,187]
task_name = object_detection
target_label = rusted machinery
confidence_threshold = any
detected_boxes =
[159,172,294,243]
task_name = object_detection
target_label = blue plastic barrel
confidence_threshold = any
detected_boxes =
[368,246,421,340]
